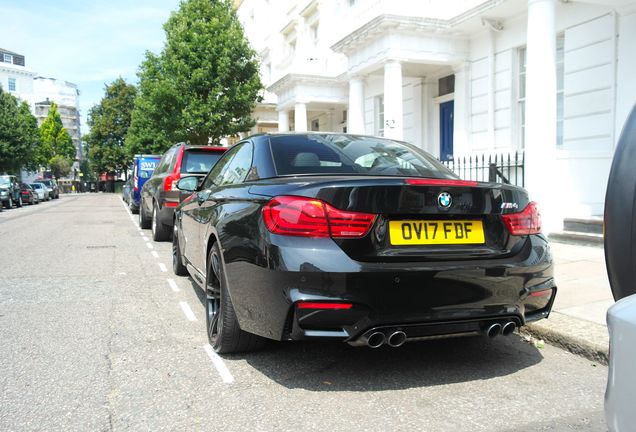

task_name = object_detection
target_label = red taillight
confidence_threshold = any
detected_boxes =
[133,176,138,192]
[297,302,353,310]
[502,202,542,235]
[164,173,180,192]
[262,196,376,238]
[405,178,478,187]
[530,288,553,297]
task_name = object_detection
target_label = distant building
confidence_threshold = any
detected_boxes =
[0,48,82,166]
[0,48,36,101]
[237,0,636,232]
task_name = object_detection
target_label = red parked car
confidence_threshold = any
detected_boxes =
[20,183,39,205]
[139,143,227,241]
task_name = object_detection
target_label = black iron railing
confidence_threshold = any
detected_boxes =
[440,152,525,187]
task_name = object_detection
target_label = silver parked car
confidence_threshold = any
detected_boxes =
[604,104,636,432]
[30,183,49,201]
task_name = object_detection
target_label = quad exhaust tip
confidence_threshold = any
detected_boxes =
[502,321,516,336]
[486,323,502,338]
[366,331,386,348]
[387,331,407,348]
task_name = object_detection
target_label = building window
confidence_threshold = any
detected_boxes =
[517,34,565,149]
[3,53,13,64]
[518,46,527,148]
[310,22,319,48]
[438,74,455,96]
[348,0,356,6]
[374,95,384,137]
[556,34,564,147]
[8,78,16,92]
[311,119,320,131]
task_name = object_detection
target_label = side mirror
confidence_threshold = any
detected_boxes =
[176,176,199,192]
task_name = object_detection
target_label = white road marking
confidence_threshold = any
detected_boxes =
[146,243,154,249]
[139,231,145,236]
[143,236,149,242]
[158,262,167,272]
[203,344,234,384]
[179,301,198,321]
[151,251,159,258]
[167,278,179,292]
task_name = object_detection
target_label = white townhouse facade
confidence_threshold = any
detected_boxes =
[236,0,636,232]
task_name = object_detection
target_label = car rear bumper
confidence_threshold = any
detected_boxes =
[223,234,556,343]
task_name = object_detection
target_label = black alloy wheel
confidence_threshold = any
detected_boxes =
[206,242,265,354]
[16,195,22,208]
[6,196,13,209]
[139,199,151,229]
[172,221,188,276]
[151,202,171,241]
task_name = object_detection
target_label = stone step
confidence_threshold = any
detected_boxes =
[563,217,603,235]
[549,231,604,246]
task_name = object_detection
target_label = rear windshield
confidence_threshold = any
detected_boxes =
[181,150,224,174]
[269,135,457,179]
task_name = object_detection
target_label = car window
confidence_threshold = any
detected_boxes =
[269,134,457,179]
[155,148,176,175]
[181,150,224,174]
[216,142,253,186]
[201,145,242,190]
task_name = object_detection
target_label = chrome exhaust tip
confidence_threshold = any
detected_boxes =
[485,323,502,338]
[366,331,386,348]
[387,330,407,347]
[502,321,516,336]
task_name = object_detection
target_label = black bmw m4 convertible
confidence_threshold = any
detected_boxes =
[173,133,556,353]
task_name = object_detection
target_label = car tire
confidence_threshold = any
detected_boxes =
[130,200,139,215]
[151,202,171,242]
[206,242,266,354]
[172,222,188,276]
[16,195,22,208]
[139,199,151,229]
[5,196,13,209]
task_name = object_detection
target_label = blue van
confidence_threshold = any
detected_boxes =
[129,154,160,214]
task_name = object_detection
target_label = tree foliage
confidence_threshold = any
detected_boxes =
[49,155,72,179]
[85,78,137,174]
[38,102,76,169]
[0,87,40,174]
[126,0,263,151]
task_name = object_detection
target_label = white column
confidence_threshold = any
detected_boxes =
[453,63,470,157]
[294,103,308,132]
[383,61,403,140]
[348,76,365,134]
[278,110,289,132]
[524,0,559,233]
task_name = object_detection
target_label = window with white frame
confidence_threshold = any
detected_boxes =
[517,34,565,148]
[8,78,16,92]
[3,53,13,64]
[309,22,319,48]
[374,95,384,137]
[556,34,564,147]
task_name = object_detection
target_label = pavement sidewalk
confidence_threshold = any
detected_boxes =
[521,241,613,364]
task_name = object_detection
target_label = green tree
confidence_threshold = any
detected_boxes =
[49,155,72,179]
[85,78,137,174]
[38,102,76,171]
[126,0,263,149]
[0,87,40,173]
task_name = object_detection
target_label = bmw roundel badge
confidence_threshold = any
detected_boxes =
[438,192,452,208]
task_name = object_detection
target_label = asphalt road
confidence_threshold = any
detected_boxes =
[0,194,608,431]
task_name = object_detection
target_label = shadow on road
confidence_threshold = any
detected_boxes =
[231,335,543,392]
[184,275,543,392]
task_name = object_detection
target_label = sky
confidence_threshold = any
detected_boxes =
[0,0,181,132]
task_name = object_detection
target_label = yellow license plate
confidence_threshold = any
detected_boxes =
[389,220,485,245]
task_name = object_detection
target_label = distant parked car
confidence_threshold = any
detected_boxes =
[20,183,39,205]
[139,143,226,241]
[128,154,160,214]
[30,183,49,201]
[0,175,23,208]
[122,178,132,204]
[604,104,636,431]
[39,179,59,199]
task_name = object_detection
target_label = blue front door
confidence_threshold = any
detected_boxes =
[440,100,454,161]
